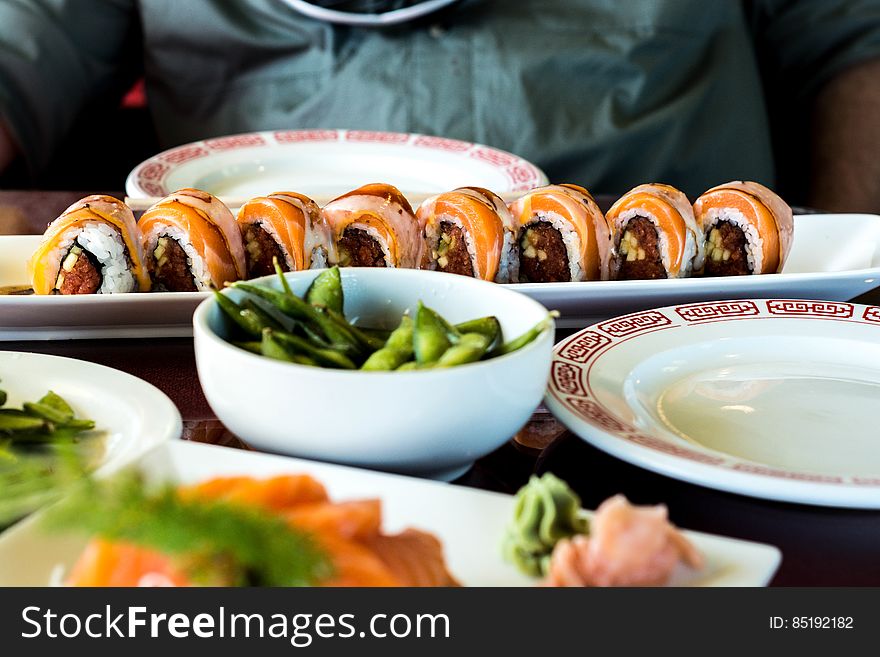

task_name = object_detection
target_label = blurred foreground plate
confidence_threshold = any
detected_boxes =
[0,440,780,586]
[545,299,880,508]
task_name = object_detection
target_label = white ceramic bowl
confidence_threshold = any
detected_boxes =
[193,268,554,478]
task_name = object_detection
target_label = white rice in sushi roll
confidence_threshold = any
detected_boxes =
[51,221,136,294]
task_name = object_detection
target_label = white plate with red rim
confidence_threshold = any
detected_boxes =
[0,440,781,586]
[125,129,548,200]
[545,299,880,508]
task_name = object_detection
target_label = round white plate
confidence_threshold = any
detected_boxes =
[125,129,548,199]
[545,299,880,508]
[0,352,182,474]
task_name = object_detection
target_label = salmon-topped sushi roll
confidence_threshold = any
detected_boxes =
[508,184,611,282]
[416,186,517,282]
[28,195,150,295]
[322,183,423,269]
[693,181,793,276]
[138,188,246,291]
[237,192,335,278]
[606,183,704,280]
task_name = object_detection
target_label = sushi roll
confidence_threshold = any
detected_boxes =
[28,195,149,295]
[237,192,336,278]
[138,188,246,291]
[508,184,611,282]
[322,183,422,268]
[416,186,518,282]
[693,181,793,276]
[606,183,704,280]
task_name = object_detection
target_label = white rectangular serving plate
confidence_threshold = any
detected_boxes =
[0,441,780,587]
[2,213,878,338]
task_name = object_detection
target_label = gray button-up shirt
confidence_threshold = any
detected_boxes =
[1,0,879,196]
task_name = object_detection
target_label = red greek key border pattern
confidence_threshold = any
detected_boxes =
[273,130,339,143]
[862,306,880,323]
[624,432,726,465]
[556,331,611,363]
[411,135,472,151]
[138,181,166,197]
[551,361,584,396]
[159,144,209,164]
[469,147,517,167]
[204,134,267,150]
[731,463,845,484]
[136,162,169,182]
[345,130,409,143]
[766,299,854,318]
[675,300,760,322]
[852,476,880,486]
[563,397,629,433]
[598,310,671,337]
[505,162,543,189]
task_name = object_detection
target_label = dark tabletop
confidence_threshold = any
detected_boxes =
[3,190,880,586]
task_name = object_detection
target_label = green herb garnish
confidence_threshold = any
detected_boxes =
[43,472,335,587]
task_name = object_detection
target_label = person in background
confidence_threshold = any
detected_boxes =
[0,0,878,212]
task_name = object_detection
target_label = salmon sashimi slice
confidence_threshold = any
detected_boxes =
[66,539,190,587]
[364,528,461,587]
[316,534,402,587]
[179,475,329,511]
[284,499,382,541]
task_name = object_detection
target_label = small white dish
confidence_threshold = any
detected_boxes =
[545,298,880,508]
[0,351,181,475]
[125,129,547,199]
[193,267,554,478]
[0,440,782,586]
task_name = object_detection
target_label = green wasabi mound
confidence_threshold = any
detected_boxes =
[502,473,589,577]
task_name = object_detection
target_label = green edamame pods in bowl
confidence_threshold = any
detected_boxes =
[194,267,555,478]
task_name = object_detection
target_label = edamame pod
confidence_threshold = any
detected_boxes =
[214,291,264,338]
[233,341,262,355]
[435,333,491,367]
[488,312,558,358]
[361,316,414,371]
[240,299,285,331]
[233,282,362,353]
[259,330,318,366]
[22,402,72,425]
[454,316,502,350]
[414,302,451,364]
[0,410,49,432]
[269,330,357,369]
[325,308,385,352]
[273,257,295,297]
[305,266,344,315]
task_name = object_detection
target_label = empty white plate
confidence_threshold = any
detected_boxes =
[545,299,880,508]
[125,129,547,200]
